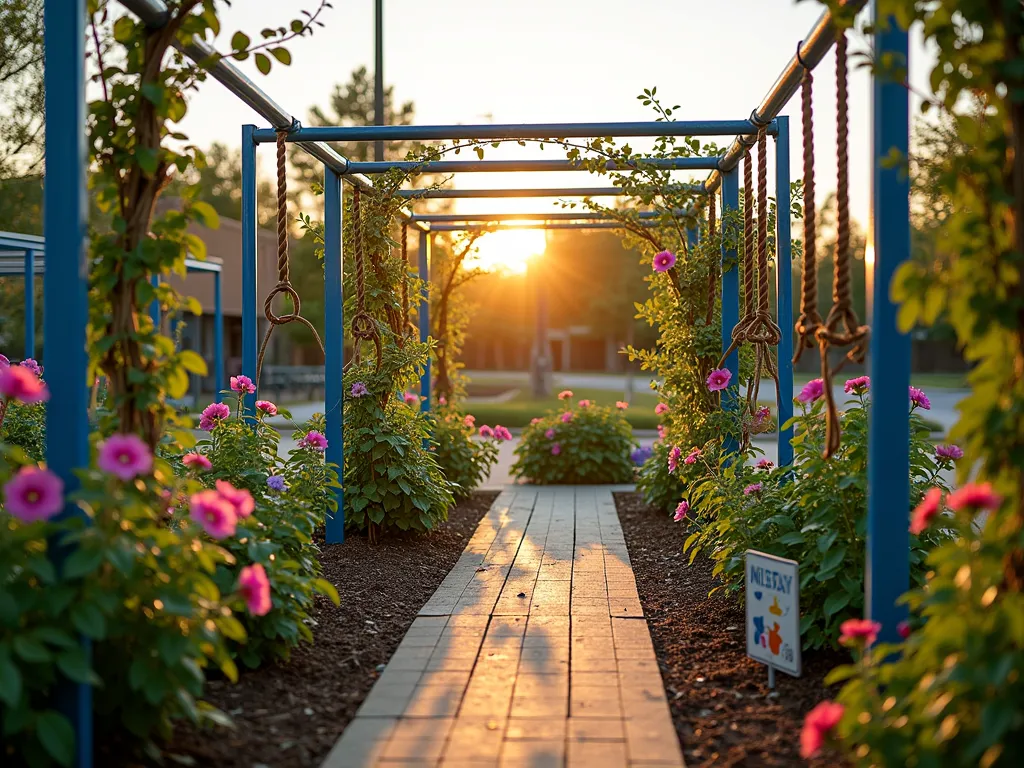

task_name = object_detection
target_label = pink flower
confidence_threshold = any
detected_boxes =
[578,399,592,409]
[798,378,824,404]
[255,400,278,416]
[438,396,447,406]
[238,564,272,616]
[910,487,943,534]
[350,382,369,398]
[667,445,682,474]
[97,434,153,481]
[299,430,328,451]
[493,425,513,441]
[652,250,676,272]
[464,415,476,428]
[934,444,963,462]
[545,428,556,439]
[839,618,882,647]
[529,418,541,425]
[752,406,771,426]
[616,401,629,410]
[183,453,212,471]
[800,701,844,758]
[557,390,574,401]
[3,467,64,522]
[216,479,255,519]
[561,412,573,424]
[706,368,731,392]
[403,391,419,407]
[756,459,774,470]
[743,482,763,496]
[479,425,494,438]
[654,403,669,415]
[684,447,701,465]
[909,386,931,410]
[551,443,561,456]
[0,365,49,404]
[189,490,237,539]
[230,375,256,395]
[897,621,911,640]
[844,376,870,394]
[199,402,230,431]
[673,500,689,522]
[657,424,667,440]
[946,482,1002,513]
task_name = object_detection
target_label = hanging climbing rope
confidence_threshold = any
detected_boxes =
[705,192,717,326]
[401,224,413,337]
[793,48,822,363]
[256,129,325,385]
[346,186,383,371]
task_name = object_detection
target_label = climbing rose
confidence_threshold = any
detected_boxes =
[839,618,882,647]
[798,378,824,403]
[800,701,844,759]
[684,448,701,465]
[98,434,153,481]
[557,390,573,401]
[706,368,731,392]
[616,401,628,410]
[578,399,591,408]
[464,415,476,428]
[267,475,287,492]
[0,365,49,404]
[909,386,931,410]
[403,391,419,407]
[350,382,369,398]
[652,250,676,272]
[545,428,556,439]
[934,444,963,462]
[216,480,255,519]
[654,403,669,415]
[897,621,912,640]
[255,400,278,416]
[230,375,255,394]
[183,453,212,471]
[673,500,689,522]
[199,402,230,431]
[479,425,494,438]
[238,564,272,616]
[551,443,561,456]
[756,459,774,470]
[299,431,328,451]
[743,483,763,496]
[561,412,573,424]
[910,487,943,534]
[946,482,1002,513]
[844,375,870,394]
[189,490,237,539]
[493,425,513,442]
[667,445,682,474]
[3,467,64,522]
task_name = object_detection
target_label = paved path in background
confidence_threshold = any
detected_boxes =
[321,486,684,768]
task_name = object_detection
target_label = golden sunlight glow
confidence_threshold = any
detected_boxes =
[464,228,547,275]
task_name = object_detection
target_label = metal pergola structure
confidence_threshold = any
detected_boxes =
[46,1,911,762]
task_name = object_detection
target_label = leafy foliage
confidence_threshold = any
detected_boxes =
[428,406,500,502]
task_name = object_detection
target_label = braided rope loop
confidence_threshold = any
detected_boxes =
[348,186,383,371]
[793,67,822,363]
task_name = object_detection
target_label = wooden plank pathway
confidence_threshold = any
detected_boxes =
[322,486,684,768]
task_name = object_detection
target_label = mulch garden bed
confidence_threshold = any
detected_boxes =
[614,492,847,768]
[159,491,498,768]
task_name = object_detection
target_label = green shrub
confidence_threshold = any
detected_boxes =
[512,396,636,484]
[636,438,698,513]
[428,406,502,501]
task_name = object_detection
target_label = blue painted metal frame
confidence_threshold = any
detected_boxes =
[347,157,722,174]
[24,248,35,358]
[774,116,794,467]
[241,124,259,410]
[418,233,432,411]
[44,1,92,765]
[214,270,224,396]
[720,169,741,456]
[323,169,345,543]
[149,274,161,330]
[866,4,911,644]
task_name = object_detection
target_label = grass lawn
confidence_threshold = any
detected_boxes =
[466,387,662,429]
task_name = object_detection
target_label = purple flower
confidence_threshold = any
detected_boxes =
[545,428,556,439]
[667,445,682,474]
[97,433,153,481]
[844,376,870,394]
[199,401,230,431]
[743,482,763,496]
[3,467,64,522]
[935,444,963,462]
[673,500,690,522]
[19,358,41,377]
[652,250,676,273]
[350,382,369,398]
[551,443,561,456]
[267,475,287,492]
[0,354,9,370]
[631,446,653,466]
[299,430,328,451]
[909,386,931,411]
[798,378,824,404]
[230,375,256,395]
[706,368,731,392]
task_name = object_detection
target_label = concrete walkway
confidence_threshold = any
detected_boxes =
[322,486,683,768]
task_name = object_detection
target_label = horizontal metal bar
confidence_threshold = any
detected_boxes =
[430,221,660,232]
[400,184,704,200]
[704,1,867,193]
[0,252,222,275]
[346,157,720,174]
[411,210,690,223]
[254,120,775,144]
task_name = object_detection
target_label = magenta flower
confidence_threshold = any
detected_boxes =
[464,415,476,428]
[189,490,237,539]
[684,447,701,465]
[673,500,689,522]
[706,368,731,392]
[493,425,513,442]
[230,375,256,395]
[560,412,573,424]
[545,428,556,439]
[299,430,328,451]
[798,378,824,404]
[934,444,964,462]
[667,445,682,474]
[652,250,676,272]
[255,400,278,416]
[743,482,763,496]
[578,399,592,409]
[800,701,844,759]
[199,401,230,431]
[350,382,369,398]
[557,390,573,401]
[551,443,561,456]
[19,359,42,377]
[0,354,9,370]
[654,403,669,416]
[756,459,774,470]
[0,365,49,404]
[97,434,153,481]
[215,479,255,519]
[616,401,629,410]
[479,425,494,438]
[946,482,1002,513]
[3,467,64,522]
[839,618,882,648]
[751,406,771,427]
[238,563,272,616]
[909,386,931,411]
[844,376,870,394]
[183,453,212,471]
[910,488,943,534]
[897,621,912,640]
[403,391,419,407]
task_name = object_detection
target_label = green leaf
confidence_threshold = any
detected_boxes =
[136,147,159,176]
[56,648,99,686]
[312,578,340,605]
[140,82,166,108]
[269,47,292,65]
[13,636,50,663]
[254,53,272,75]
[37,711,75,767]
[179,349,209,375]
[62,548,104,579]
[230,31,251,52]
[819,546,847,574]
[0,650,22,706]
[823,591,852,618]
[190,200,220,229]
[70,603,107,639]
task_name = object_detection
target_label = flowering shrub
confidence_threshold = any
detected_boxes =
[0,358,48,462]
[429,406,503,501]
[512,397,636,484]
[636,439,689,512]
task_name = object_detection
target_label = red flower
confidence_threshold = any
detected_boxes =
[800,701,844,758]
[839,618,882,648]
[946,482,1002,513]
[910,487,943,535]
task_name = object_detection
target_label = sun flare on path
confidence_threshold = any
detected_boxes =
[464,228,547,275]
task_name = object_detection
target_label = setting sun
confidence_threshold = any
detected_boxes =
[464,228,547,275]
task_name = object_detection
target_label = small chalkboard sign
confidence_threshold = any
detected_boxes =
[745,550,801,684]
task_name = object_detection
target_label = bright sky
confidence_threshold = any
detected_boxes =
[179,0,934,243]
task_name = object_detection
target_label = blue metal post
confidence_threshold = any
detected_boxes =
[323,169,345,543]
[213,270,224,397]
[241,124,259,410]
[720,168,741,455]
[149,275,160,330]
[24,248,35,358]
[774,117,794,467]
[44,0,92,764]
[686,225,699,251]
[866,4,911,644]
[418,232,432,411]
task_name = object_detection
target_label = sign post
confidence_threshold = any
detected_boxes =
[745,550,801,688]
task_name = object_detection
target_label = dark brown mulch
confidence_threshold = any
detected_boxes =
[614,492,848,768]
[162,491,498,768]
